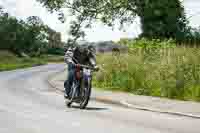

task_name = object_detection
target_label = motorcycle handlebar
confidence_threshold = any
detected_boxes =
[78,64,99,71]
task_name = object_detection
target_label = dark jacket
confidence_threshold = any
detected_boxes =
[64,46,96,67]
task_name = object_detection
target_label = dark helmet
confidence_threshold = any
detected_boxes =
[76,44,88,54]
[88,44,96,54]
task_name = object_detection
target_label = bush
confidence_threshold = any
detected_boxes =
[46,48,64,55]
[118,38,176,48]
[93,39,200,102]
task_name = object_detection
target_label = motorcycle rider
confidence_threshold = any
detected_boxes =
[64,43,98,98]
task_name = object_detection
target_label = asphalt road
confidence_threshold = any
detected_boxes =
[0,64,200,133]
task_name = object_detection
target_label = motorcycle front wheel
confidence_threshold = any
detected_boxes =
[79,79,92,109]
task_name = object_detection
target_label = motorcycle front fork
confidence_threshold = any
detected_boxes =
[75,79,83,97]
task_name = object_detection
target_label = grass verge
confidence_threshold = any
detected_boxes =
[0,51,63,71]
[93,46,200,102]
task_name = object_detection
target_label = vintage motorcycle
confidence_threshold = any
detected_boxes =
[64,64,99,109]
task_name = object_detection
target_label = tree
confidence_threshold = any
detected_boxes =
[27,16,44,26]
[37,0,188,41]
[24,16,52,56]
[0,7,50,56]
[137,0,187,39]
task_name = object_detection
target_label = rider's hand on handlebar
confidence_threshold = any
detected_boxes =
[94,65,100,71]
[75,64,80,68]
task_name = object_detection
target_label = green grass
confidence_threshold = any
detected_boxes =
[0,51,47,71]
[0,51,64,71]
[93,46,200,102]
[41,55,64,63]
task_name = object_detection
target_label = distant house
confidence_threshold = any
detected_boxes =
[94,41,128,54]
[45,27,64,48]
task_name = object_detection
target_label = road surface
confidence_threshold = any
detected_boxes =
[0,64,199,133]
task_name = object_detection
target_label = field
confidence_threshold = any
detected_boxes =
[93,40,200,101]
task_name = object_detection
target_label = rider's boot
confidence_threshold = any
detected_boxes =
[64,80,70,99]
[64,92,69,99]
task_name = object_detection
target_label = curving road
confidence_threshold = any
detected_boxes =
[0,64,200,133]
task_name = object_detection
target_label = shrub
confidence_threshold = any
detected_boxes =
[94,39,200,101]
[46,47,64,55]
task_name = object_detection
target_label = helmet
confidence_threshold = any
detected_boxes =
[77,44,88,54]
[88,44,96,54]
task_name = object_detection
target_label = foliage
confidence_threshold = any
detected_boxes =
[119,27,200,47]
[137,0,187,40]
[93,40,200,101]
[179,26,200,45]
[46,47,64,55]
[0,6,62,56]
[37,0,188,42]
[118,38,176,48]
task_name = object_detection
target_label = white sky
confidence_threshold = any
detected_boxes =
[1,0,200,42]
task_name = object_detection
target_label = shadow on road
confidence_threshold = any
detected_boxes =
[85,106,108,111]
[70,105,108,111]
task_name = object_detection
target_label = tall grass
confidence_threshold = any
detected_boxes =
[93,39,200,101]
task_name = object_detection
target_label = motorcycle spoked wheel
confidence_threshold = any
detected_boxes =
[79,79,91,109]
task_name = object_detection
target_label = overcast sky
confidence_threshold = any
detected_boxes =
[1,0,200,42]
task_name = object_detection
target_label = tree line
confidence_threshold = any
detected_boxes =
[0,5,64,57]
[37,0,200,45]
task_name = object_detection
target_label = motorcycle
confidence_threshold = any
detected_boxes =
[64,64,99,109]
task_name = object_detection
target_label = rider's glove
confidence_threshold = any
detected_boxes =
[94,65,99,71]
[75,64,81,69]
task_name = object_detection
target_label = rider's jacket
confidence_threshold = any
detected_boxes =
[64,46,96,67]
